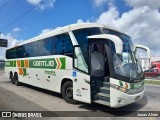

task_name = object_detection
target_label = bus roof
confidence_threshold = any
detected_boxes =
[7,23,128,49]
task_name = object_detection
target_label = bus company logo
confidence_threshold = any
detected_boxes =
[33,61,55,67]
[31,58,65,69]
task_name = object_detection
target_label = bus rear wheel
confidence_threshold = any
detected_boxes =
[10,72,13,80]
[11,76,15,84]
[62,81,77,104]
[14,74,21,86]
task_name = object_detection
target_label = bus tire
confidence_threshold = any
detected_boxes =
[11,76,15,84]
[157,75,160,80]
[14,74,21,86]
[62,81,77,104]
[10,72,13,79]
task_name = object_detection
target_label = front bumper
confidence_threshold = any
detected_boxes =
[110,87,145,108]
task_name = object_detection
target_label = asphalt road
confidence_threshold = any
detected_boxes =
[0,73,160,120]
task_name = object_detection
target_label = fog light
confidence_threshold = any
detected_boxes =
[117,98,126,103]
[117,99,121,103]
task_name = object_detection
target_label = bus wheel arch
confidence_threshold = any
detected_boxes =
[61,78,77,104]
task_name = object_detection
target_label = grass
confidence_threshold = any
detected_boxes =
[145,80,160,85]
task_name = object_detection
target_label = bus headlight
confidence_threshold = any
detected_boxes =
[110,83,129,93]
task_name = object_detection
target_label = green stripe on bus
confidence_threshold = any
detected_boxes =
[118,80,144,90]
[119,81,123,87]
[21,60,25,67]
[14,61,16,67]
[23,68,27,76]
[5,61,16,67]
[129,81,144,89]
[59,58,65,69]
[5,58,66,69]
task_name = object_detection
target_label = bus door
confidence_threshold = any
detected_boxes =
[89,41,109,82]
[73,45,91,103]
[89,42,107,78]
[89,41,110,98]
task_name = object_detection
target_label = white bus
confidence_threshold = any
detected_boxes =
[5,23,147,108]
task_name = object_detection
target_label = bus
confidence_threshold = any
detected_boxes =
[5,23,147,108]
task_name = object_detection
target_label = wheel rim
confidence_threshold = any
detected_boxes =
[65,87,73,99]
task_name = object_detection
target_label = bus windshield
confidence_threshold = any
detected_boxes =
[103,28,143,81]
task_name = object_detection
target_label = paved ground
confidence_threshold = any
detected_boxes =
[0,73,160,120]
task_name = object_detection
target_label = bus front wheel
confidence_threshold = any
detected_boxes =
[62,81,77,104]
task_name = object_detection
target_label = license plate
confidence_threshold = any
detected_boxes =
[135,96,140,101]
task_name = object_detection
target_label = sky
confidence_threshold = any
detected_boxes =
[0,0,160,59]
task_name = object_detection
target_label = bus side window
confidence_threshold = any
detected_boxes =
[55,36,63,55]
[39,38,53,56]
[6,49,11,59]
[54,33,73,57]
[12,48,18,59]
[18,46,25,58]
[24,42,39,57]
[32,41,39,57]
[24,44,31,57]
[63,33,73,57]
